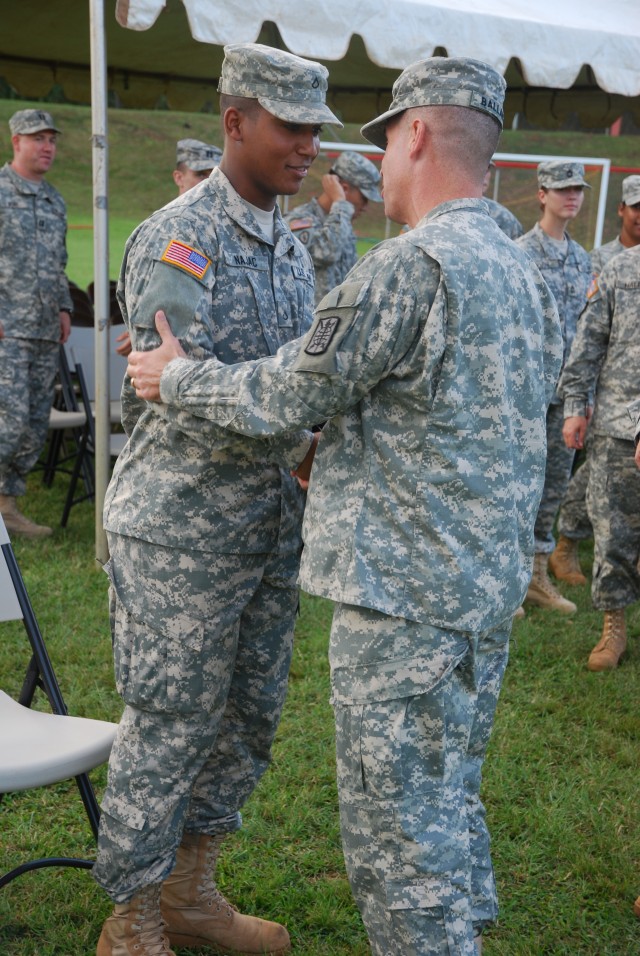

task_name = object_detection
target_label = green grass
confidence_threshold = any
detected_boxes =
[1,475,640,954]
[2,96,640,290]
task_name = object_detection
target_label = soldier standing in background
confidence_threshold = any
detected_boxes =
[516,160,592,615]
[173,138,222,195]
[0,108,72,538]
[560,245,640,671]
[286,150,382,303]
[127,55,562,956]
[94,43,342,956]
[551,174,640,586]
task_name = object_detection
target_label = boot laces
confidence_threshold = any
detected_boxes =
[198,836,236,917]
[130,887,173,954]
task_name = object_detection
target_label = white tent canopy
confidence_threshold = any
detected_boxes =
[117,0,640,98]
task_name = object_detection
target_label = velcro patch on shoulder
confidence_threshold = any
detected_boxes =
[161,240,211,279]
[288,217,314,231]
[304,316,340,355]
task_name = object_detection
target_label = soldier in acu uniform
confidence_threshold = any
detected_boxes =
[173,138,222,195]
[560,245,640,671]
[286,150,382,303]
[552,175,640,586]
[0,109,72,538]
[93,42,342,956]
[516,160,592,615]
[128,55,562,956]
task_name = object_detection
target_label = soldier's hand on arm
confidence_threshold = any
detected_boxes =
[562,415,588,450]
[115,329,132,357]
[323,173,346,204]
[59,310,71,344]
[127,310,187,402]
[291,431,320,490]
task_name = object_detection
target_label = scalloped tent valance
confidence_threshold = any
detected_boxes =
[1,0,639,128]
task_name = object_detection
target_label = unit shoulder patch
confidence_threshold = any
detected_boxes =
[304,316,340,355]
[161,240,211,279]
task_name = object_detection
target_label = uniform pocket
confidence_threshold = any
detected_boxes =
[112,597,206,714]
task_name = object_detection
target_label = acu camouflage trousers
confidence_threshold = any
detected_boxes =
[534,401,576,554]
[93,532,300,903]
[330,604,511,956]
[587,435,640,609]
[0,337,58,496]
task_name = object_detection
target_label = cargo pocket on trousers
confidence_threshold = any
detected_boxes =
[385,885,472,954]
[113,598,205,714]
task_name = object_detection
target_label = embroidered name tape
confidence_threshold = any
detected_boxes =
[161,240,211,279]
[304,316,340,355]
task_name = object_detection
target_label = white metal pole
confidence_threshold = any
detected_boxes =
[89,0,110,565]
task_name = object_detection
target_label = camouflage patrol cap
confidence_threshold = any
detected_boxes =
[332,151,382,202]
[621,175,640,206]
[218,43,342,127]
[176,138,222,172]
[9,109,61,136]
[361,56,505,150]
[537,161,591,190]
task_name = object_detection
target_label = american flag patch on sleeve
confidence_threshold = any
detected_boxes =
[161,240,211,279]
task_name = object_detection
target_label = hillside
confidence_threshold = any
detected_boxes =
[1,97,638,260]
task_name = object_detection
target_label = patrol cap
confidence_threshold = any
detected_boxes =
[9,109,61,136]
[537,161,591,190]
[176,138,222,172]
[218,43,342,128]
[361,56,505,150]
[332,151,382,202]
[621,174,640,206]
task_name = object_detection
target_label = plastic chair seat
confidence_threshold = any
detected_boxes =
[0,691,117,792]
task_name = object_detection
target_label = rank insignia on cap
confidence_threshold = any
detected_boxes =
[304,316,340,355]
[161,240,211,279]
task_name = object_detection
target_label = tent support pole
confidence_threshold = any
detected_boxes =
[89,0,110,566]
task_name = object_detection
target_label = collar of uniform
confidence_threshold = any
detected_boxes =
[418,196,491,227]
[3,162,42,195]
[209,167,294,255]
[533,221,570,260]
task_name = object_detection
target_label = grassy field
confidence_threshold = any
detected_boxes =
[1,96,640,954]
[1,473,640,955]
[1,97,639,289]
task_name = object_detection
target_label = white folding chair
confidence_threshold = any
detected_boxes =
[0,514,117,888]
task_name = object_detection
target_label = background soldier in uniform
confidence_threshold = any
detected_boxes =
[93,43,341,956]
[552,174,640,585]
[286,150,382,303]
[516,160,592,615]
[560,245,640,671]
[0,108,72,537]
[128,56,562,956]
[173,138,222,195]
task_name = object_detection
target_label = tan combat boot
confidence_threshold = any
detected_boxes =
[525,553,577,614]
[587,609,627,672]
[549,535,587,586]
[634,895,640,918]
[97,883,176,955]
[0,493,52,539]
[161,831,291,955]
